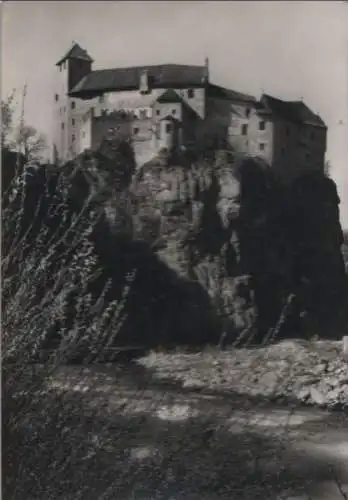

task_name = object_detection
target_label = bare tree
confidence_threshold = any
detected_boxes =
[16,124,47,162]
[1,90,16,149]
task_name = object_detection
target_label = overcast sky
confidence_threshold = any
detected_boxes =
[2,1,348,227]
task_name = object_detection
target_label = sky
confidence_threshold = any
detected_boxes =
[2,1,348,227]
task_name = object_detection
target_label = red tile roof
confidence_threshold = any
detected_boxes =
[69,64,207,97]
[260,94,326,128]
[56,43,94,66]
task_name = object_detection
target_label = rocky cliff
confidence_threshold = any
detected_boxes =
[134,148,348,344]
[3,142,347,363]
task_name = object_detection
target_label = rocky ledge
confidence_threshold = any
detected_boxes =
[139,340,348,411]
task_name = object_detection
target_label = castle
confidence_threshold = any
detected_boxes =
[53,42,327,183]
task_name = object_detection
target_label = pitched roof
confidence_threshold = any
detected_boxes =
[56,43,94,66]
[260,94,326,128]
[206,83,256,103]
[155,89,200,118]
[69,64,206,96]
[156,88,183,104]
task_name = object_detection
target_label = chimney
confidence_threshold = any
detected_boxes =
[139,69,149,94]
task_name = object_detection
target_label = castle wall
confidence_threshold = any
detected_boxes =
[104,87,206,119]
[246,110,274,164]
[272,120,327,184]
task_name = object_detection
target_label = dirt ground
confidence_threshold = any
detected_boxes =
[7,341,347,500]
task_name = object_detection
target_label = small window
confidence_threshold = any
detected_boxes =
[61,123,65,130]
[242,124,248,136]
[156,109,160,116]
[259,120,265,131]
[245,108,250,118]
[133,127,139,135]
[72,118,75,126]
[172,109,176,115]
[72,134,76,142]
[259,143,265,151]
[166,123,172,133]
[82,131,86,138]
[187,89,195,99]
[55,94,59,102]
[282,147,285,156]
[71,101,76,110]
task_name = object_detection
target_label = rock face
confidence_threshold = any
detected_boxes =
[136,150,347,343]
[2,141,221,362]
[3,141,347,363]
[140,340,348,410]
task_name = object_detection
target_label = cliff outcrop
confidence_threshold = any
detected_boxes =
[135,149,347,343]
[3,141,347,364]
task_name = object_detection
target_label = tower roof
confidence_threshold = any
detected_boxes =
[56,42,93,66]
[260,94,326,128]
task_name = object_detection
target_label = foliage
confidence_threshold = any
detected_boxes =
[324,159,332,178]
[15,124,47,162]
[1,87,47,162]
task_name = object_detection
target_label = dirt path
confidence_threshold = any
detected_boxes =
[42,362,348,500]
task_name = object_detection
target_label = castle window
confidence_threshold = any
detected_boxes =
[61,123,64,130]
[71,101,76,110]
[259,120,265,131]
[166,123,172,133]
[82,131,86,138]
[172,109,176,115]
[259,143,265,151]
[55,94,59,102]
[72,118,75,126]
[72,134,76,142]
[282,147,285,155]
[187,89,195,99]
[133,127,139,135]
[245,108,250,118]
[156,109,160,116]
[241,124,248,135]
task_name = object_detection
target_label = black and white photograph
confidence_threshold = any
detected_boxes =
[2,1,348,499]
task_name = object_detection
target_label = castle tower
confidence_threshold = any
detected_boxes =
[52,42,93,164]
